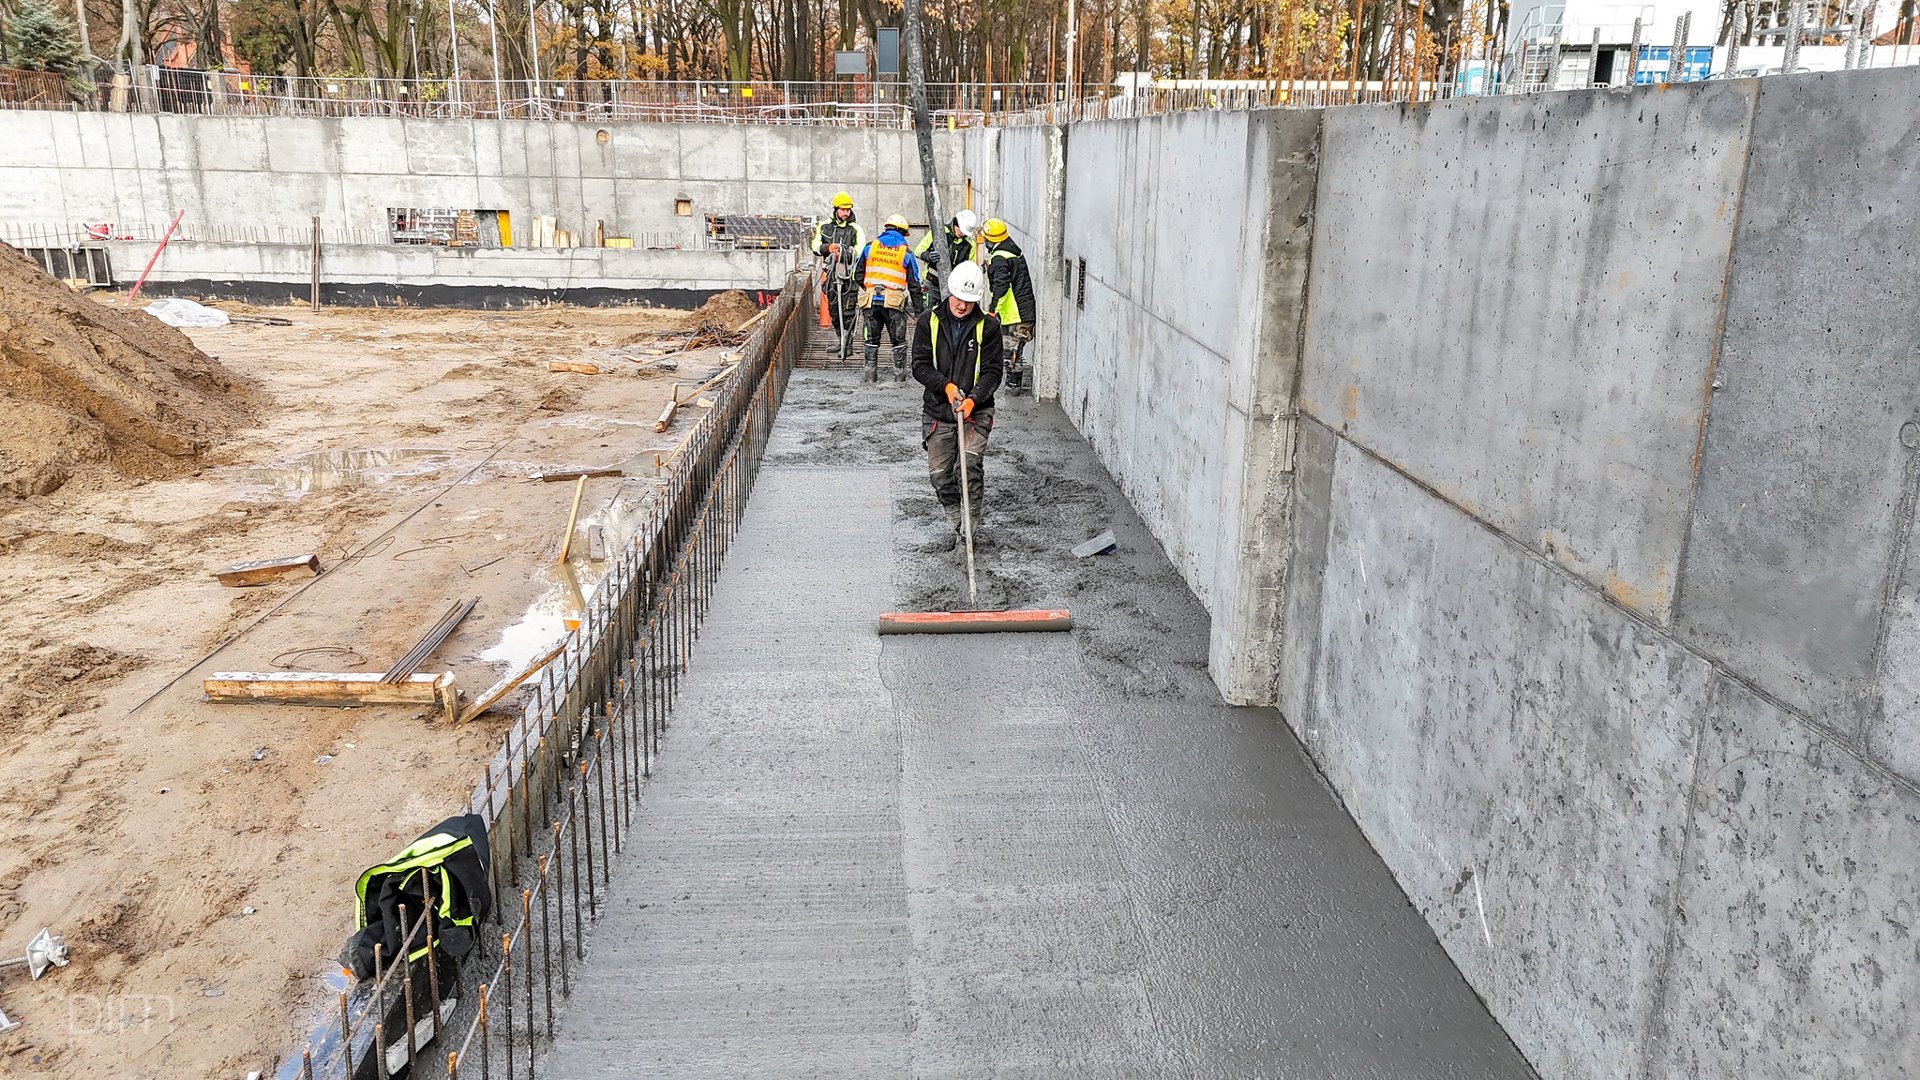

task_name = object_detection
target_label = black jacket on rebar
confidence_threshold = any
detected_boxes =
[912,303,1004,422]
[341,813,494,981]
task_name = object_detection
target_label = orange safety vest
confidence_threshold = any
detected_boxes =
[862,241,910,294]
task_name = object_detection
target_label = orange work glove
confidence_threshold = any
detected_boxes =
[828,242,842,256]
[944,383,965,407]
[957,398,976,421]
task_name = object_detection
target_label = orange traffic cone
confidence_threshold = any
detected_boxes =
[817,280,832,329]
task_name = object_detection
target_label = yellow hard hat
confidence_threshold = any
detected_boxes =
[983,218,1009,242]
[884,214,910,233]
[831,191,854,210]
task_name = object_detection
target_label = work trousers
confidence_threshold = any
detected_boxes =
[1003,322,1033,390]
[864,305,911,378]
[825,277,859,353]
[923,408,993,525]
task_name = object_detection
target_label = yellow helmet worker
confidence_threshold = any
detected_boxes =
[980,218,1036,395]
[812,193,866,361]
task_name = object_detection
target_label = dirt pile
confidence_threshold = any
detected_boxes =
[685,288,762,331]
[620,289,763,349]
[0,242,257,496]
[0,640,148,741]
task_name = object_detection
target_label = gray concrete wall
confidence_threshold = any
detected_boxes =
[977,66,1920,1076]
[1048,110,1317,703]
[1285,68,1920,1078]
[0,113,962,248]
[115,239,792,298]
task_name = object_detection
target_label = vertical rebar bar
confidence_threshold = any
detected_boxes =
[339,991,353,1079]
[1724,0,1746,76]
[580,761,597,915]
[1782,0,1805,71]
[521,891,534,1056]
[502,936,514,1080]
[596,733,612,890]
[539,862,554,1037]
[478,982,491,1080]
[552,822,570,994]
[400,905,417,1074]
[1667,14,1688,82]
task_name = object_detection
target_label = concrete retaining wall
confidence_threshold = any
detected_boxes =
[990,66,1920,1076]
[0,113,962,248]
[115,239,793,307]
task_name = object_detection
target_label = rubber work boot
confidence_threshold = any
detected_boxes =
[862,344,879,384]
[893,345,910,384]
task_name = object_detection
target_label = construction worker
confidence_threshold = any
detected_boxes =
[852,214,924,383]
[912,261,1003,540]
[913,208,979,310]
[811,192,864,361]
[982,218,1037,395]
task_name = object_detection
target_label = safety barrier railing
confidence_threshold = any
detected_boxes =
[0,70,1059,125]
[279,267,812,1080]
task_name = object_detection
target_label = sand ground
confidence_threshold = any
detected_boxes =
[0,299,732,1078]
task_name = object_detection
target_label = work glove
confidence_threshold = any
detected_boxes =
[957,398,976,421]
[829,243,842,257]
[944,383,965,408]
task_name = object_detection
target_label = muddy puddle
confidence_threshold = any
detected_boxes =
[479,486,661,673]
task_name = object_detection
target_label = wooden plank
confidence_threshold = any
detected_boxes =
[459,644,565,724]
[205,671,457,716]
[547,360,600,375]
[535,467,624,483]
[214,553,321,587]
[556,475,587,564]
[734,307,769,333]
[654,385,680,432]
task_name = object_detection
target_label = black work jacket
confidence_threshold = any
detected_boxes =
[912,305,1004,422]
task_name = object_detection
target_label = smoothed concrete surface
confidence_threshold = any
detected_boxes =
[537,370,1535,1078]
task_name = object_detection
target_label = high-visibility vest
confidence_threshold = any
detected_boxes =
[863,240,910,293]
[927,310,989,388]
[989,247,1024,324]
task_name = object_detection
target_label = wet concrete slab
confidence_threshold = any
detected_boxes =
[538,371,1538,1079]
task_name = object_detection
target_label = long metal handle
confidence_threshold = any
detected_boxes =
[955,416,977,606]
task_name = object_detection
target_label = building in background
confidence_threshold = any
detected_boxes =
[1500,0,1917,91]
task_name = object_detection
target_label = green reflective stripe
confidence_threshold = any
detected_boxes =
[988,249,1023,323]
[928,313,988,388]
[353,834,476,925]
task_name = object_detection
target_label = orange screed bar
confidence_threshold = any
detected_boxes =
[876,609,1073,635]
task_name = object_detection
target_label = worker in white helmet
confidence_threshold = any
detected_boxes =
[913,208,979,311]
[911,261,1003,541]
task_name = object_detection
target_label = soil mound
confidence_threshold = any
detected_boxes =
[0,242,257,496]
[685,289,762,331]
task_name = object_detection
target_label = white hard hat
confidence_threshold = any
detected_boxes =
[948,261,987,304]
[953,209,979,234]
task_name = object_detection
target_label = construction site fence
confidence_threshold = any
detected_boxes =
[282,267,811,1080]
[0,69,1067,125]
[0,67,1699,126]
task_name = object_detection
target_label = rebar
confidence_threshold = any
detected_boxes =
[302,272,812,1080]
